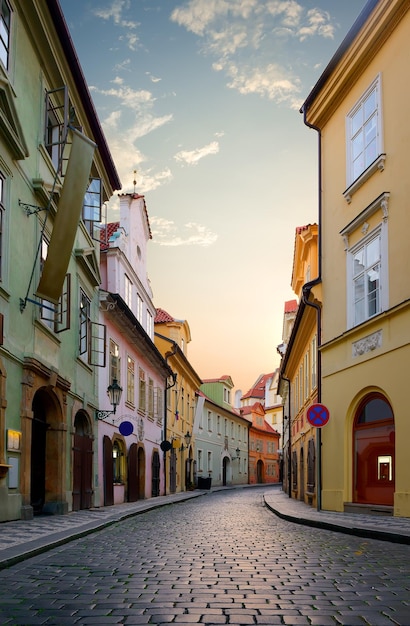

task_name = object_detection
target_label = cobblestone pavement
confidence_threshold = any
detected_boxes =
[0,487,409,626]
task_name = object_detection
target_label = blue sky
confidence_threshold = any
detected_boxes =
[60,0,368,394]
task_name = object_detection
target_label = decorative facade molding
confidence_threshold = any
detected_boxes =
[352,330,382,357]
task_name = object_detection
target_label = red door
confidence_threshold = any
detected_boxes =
[354,395,395,506]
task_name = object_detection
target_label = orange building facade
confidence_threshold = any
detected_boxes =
[241,402,280,484]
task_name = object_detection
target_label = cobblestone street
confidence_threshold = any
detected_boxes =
[0,487,408,625]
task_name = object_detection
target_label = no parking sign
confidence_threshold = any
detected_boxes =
[306,403,330,428]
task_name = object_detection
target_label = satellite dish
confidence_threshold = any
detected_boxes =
[160,440,172,452]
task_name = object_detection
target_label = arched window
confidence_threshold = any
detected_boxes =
[353,393,395,506]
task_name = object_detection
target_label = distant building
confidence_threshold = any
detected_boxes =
[278,224,320,507]
[241,403,280,484]
[155,309,202,493]
[195,377,250,487]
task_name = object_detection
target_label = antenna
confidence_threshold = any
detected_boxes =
[133,170,137,194]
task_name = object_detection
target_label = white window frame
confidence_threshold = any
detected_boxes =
[136,293,143,324]
[345,75,383,192]
[124,275,132,309]
[346,223,388,328]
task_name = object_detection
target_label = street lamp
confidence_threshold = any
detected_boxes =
[180,431,192,451]
[231,447,241,460]
[96,379,123,420]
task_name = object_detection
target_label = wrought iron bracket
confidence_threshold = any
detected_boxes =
[19,199,48,216]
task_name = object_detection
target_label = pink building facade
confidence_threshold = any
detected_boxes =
[95,193,172,506]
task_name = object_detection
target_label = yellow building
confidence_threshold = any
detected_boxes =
[302,0,410,517]
[154,309,202,494]
[279,225,320,507]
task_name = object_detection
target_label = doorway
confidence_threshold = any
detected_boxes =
[72,412,93,510]
[353,394,395,506]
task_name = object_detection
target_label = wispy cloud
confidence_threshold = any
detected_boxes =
[170,0,336,107]
[94,0,140,49]
[174,141,220,166]
[150,217,218,247]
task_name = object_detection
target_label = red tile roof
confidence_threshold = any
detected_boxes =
[296,224,311,234]
[202,375,231,384]
[284,299,298,313]
[100,222,120,250]
[242,373,273,400]
[155,308,175,323]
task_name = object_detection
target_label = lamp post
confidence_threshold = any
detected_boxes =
[96,379,123,420]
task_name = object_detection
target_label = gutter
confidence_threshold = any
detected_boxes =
[300,106,323,512]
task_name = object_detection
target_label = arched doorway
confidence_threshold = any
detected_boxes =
[299,447,305,501]
[137,446,145,499]
[353,394,395,506]
[152,450,160,496]
[128,443,138,502]
[222,456,229,486]
[30,388,62,514]
[103,435,114,506]
[31,392,48,514]
[72,412,93,511]
[256,459,264,483]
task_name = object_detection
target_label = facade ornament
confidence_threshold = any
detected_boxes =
[138,417,144,442]
[352,331,382,357]
[361,222,369,235]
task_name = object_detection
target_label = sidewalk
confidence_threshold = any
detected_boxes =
[263,487,410,545]
[1,485,409,570]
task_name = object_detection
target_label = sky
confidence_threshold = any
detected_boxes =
[59,0,369,395]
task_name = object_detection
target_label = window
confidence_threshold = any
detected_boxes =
[223,387,230,404]
[79,290,106,365]
[126,356,135,405]
[109,340,120,384]
[304,352,309,400]
[0,0,11,70]
[207,451,212,473]
[147,310,153,337]
[155,387,163,421]
[311,335,317,390]
[346,76,382,187]
[148,377,154,419]
[207,411,212,431]
[137,294,143,324]
[197,449,203,472]
[350,230,382,326]
[124,275,132,309]
[45,86,69,173]
[217,415,220,434]
[138,368,146,412]
[82,178,102,235]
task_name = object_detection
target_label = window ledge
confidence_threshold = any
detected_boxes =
[343,154,386,203]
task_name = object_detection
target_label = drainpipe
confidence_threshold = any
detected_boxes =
[155,332,178,496]
[282,375,292,498]
[301,104,323,512]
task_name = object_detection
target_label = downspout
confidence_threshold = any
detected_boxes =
[301,104,323,512]
[155,332,178,496]
[281,375,292,498]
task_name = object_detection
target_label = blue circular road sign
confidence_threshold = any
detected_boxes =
[306,403,330,428]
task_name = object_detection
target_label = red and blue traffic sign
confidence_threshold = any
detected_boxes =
[306,403,330,428]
